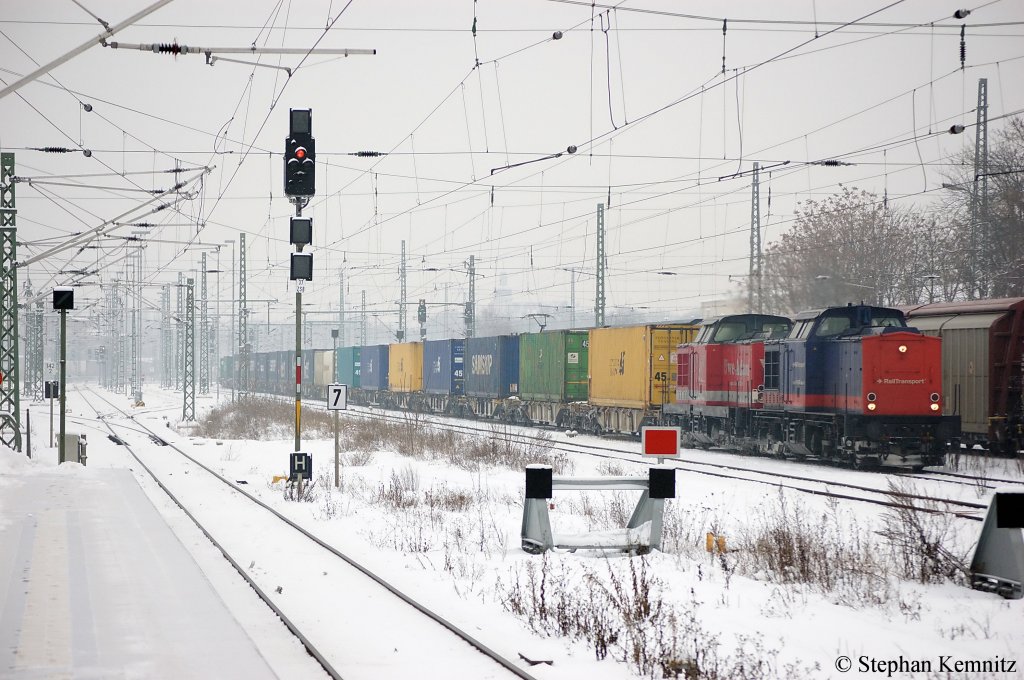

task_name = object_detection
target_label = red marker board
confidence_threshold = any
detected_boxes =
[641,426,680,456]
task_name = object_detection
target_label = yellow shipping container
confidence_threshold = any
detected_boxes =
[313,350,335,388]
[389,342,423,392]
[588,324,698,408]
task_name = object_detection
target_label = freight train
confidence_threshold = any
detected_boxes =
[221,303,966,470]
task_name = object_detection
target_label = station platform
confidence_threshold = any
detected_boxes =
[0,466,278,679]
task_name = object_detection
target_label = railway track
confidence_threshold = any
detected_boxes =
[79,386,540,680]
[257,393,992,522]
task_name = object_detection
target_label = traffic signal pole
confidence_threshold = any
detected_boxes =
[286,109,315,500]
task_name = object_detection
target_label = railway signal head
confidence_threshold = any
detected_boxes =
[52,286,74,310]
[284,109,315,197]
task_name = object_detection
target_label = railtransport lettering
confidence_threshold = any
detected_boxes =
[879,377,926,385]
[853,655,1017,677]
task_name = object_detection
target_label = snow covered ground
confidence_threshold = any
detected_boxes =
[4,385,1023,679]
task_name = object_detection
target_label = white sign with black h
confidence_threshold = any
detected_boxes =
[327,383,348,410]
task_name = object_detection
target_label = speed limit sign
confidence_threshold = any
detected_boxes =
[327,384,348,411]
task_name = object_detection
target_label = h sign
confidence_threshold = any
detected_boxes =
[641,426,681,457]
[290,452,312,481]
[327,384,348,411]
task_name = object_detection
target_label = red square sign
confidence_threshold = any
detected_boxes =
[642,427,680,456]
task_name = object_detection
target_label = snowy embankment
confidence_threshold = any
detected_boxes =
[5,386,1023,679]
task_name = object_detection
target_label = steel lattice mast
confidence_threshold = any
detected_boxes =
[160,284,171,387]
[199,252,210,394]
[360,290,366,346]
[128,247,141,401]
[398,240,407,341]
[465,254,475,338]
[182,278,195,421]
[595,203,606,327]
[113,279,125,394]
[749,162,762,314]
[339,269,345,347]
[175,272,183,389]
[238,233,249,399]
[970,78,989,299]
[24,276,44,401]
[0,152,20,450]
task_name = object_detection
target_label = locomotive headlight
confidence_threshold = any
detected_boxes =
[867,392,877,402]
[930,403,940,411]
[898,344,908,353]
[930,392,940,402]
[867,403,877,411]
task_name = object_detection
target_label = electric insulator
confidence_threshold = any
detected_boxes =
[552,31,563,40]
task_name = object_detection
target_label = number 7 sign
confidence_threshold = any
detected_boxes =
[327,384,348,410]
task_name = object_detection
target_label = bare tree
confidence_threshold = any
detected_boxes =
[759,188,925,314]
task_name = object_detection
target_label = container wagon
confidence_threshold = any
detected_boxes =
[509,330,589,426]
[336,346,361,389]
[465,335,520,417]
[585,323,699,434]
[423,339,466,414]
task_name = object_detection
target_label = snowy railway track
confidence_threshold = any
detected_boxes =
[79,387,540,680]
[306,399,993,522]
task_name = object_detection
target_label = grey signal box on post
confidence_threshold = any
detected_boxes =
[290,217,312,250]
[290,253,313,281]
[52,286,74,310]
[44,381,60,399]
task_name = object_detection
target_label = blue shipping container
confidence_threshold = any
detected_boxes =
[423,339,465,395]
[466,335,520,398]
[360,344,390,390]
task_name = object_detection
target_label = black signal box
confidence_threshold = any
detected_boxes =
[52,287,74,310]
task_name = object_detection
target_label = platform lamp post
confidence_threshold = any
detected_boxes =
[53,286,74,464]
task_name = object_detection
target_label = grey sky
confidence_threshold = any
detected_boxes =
[3,0,1023,343]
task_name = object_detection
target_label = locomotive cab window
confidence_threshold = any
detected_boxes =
[814,316,851,337]
[711,321,748,342]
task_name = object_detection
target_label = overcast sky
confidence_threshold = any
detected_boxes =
[3,0,1023,342]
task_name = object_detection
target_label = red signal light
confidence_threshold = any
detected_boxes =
[295,148,306,159]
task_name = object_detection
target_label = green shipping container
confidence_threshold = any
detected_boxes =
[518,330,589,402]
[336,346,361,388]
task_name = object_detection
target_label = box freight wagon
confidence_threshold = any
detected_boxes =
[466,335,520,398]
[588,324,698,409]
[423,339,465,395]
[904,297,1024,452]
[360,344,390,391]
[389,342,424,392]
[519,330,588,402]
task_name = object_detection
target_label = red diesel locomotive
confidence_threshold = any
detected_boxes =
[668,305,959,469]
